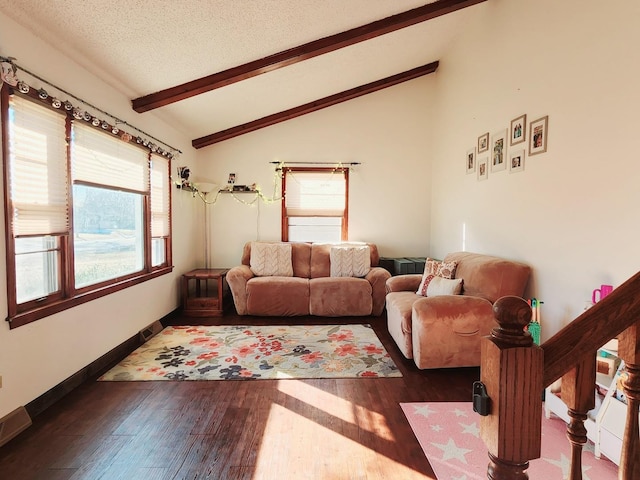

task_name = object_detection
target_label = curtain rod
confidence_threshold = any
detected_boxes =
[0,56,182,154]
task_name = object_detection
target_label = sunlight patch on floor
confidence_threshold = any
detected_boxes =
[254,402,434,480]
[277,379,394,441]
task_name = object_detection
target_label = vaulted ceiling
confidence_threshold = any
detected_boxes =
[0,0,488,150]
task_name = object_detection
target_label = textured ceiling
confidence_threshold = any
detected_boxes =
[0,1,485,148]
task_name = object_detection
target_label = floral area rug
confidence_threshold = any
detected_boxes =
[98,324,402,381]
[401,402,618,480]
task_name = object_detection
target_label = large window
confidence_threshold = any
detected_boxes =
[281,167,348,242]
[2,87,172,328]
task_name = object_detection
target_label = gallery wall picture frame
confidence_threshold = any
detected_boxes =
[509,149,525,173]
[510,114,526,146]
[529,115,549,156]
[466,148,476,174]
[477,157,488,181]
[490,129,507,173]
[477,132,489,153]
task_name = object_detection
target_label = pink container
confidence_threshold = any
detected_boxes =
[592,284,613,303]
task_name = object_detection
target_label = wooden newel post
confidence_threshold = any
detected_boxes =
[479,296,543,480]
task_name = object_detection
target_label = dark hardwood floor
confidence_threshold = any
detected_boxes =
[0,312,480,480]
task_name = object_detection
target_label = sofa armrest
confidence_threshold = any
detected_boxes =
[226,265,255,315]
[365,267,392,316]
[385,274,422,294]
[412,295,495,329]
[411,295,495,368]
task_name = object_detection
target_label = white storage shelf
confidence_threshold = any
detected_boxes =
[544,348,637,466]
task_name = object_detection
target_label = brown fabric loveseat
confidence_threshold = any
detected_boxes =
[227,241,391,316]
[385,252,531,369]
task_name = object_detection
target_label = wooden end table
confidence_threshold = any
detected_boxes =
[181,268,229,317]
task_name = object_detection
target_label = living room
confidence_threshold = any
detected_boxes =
[0,0,637,474]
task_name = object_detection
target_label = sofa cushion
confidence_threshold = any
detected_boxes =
[330,245,371,277]
[443,252,531,302]
[246,276,309,315]
[309,277,372,316]
[250,242,294,277]
[385,291,419,359]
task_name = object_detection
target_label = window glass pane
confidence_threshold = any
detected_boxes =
[73,184,144,288]
[288,217,342,243]
[15,236,59,303]
[151,238,165,267]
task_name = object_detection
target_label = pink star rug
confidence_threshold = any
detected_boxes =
[401,402,618,479]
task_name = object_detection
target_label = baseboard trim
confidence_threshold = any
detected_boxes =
[24,309,178,420]
[0,406,32,447]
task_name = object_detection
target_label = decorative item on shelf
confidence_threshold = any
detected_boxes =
[176,166,193,190]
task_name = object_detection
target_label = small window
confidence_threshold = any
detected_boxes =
[282,168,348,242]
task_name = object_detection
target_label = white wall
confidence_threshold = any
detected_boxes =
[429,0,640,339]
[195,76,436,268]
[0,12,200,418]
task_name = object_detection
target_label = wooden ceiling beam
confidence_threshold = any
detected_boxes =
[192,61,438,149]
[132,0,486,113]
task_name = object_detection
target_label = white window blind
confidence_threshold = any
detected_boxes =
[285,170,346,216]
[8,96,69,236]
[72,122,149,192]
[150,154,170,237]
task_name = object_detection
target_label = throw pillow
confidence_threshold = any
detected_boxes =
[417,258,459,296]
[424,257,457,279]
[424,276,463,297]
[250,242,294,277]
[330,245,371,277]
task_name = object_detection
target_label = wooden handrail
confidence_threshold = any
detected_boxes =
[543,269,640,387]
[478,269,640,479]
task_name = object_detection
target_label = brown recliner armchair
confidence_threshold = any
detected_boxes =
[385,252,531,369]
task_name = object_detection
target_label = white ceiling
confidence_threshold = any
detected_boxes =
[0,1,486,148]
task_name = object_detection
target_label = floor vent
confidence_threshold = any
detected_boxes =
[0,406,32,447]
[139,320,163,343]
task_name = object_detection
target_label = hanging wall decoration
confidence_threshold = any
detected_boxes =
[529,115,549,156]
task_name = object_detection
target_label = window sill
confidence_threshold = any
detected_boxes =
[7,266,174,329]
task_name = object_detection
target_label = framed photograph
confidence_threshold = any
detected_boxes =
[529,115,548,155]
[477,132,489,153]
[466,148,476,174]
[510,114,526,146]
[477,157,488,181]
[491,129,507,173]
[228,173,236,184]
[509,149,525,173]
